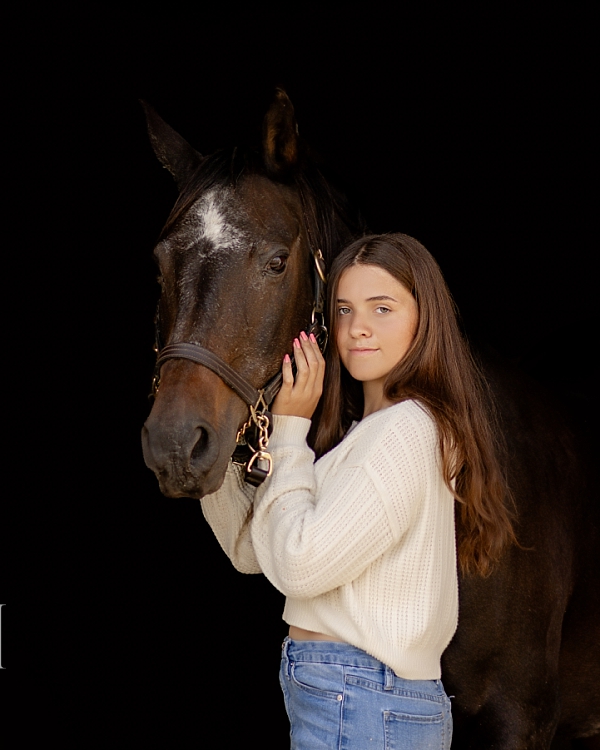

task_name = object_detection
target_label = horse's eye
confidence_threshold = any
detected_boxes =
[267,255,288,274]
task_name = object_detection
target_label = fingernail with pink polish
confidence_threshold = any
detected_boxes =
[294,338,300,347]
[300,331,308,341]
[309,333,316,343]
[284,354,291,363]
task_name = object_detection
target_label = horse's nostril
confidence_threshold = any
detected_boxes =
[190,426,210,466]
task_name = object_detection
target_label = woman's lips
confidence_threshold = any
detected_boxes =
[348,348,378,355]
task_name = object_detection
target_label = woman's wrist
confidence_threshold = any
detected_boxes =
[269,414,312,449]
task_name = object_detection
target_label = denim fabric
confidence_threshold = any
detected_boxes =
[280,637,452,750]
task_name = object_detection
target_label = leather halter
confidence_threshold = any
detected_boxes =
[150,208,328,485]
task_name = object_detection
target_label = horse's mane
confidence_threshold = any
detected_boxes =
[159,146,365,265]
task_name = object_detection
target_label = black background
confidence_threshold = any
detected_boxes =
[17,6,597,744]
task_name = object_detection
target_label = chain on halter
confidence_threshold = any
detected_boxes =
[233,391,273,486]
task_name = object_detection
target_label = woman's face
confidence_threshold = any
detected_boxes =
[336,264,418,396]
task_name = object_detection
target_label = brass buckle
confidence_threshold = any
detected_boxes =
[149,373,161,399]
[309,313,328,353]
[314,248,327,283]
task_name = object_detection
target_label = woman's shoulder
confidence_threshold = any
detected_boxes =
[345,400,438,462]
[362,399,435,435]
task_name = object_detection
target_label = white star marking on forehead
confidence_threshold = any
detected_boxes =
[192,188,248,253]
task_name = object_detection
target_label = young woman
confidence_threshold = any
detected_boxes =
[201,233,515,749]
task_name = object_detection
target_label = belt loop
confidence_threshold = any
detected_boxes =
[281,636,292,679]
[384,665,394,691]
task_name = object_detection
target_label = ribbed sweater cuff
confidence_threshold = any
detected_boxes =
[269,415,311,448]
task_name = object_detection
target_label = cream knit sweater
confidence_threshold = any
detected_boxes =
[201,399,458,679]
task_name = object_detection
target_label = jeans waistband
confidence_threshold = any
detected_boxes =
[282,636,390,670]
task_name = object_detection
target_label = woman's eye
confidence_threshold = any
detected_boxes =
[375,306,391,314]
[338,306,351,315]
[267,255,288,274]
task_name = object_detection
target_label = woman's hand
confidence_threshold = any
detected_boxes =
[271,332,325,419]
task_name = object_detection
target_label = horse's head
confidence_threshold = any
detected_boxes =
[142,90,357,498]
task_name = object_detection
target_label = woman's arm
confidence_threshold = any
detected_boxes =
[200,462,262,574]
[250,403,438,599]
[199,332,325,575]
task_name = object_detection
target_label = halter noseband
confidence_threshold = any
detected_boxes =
[154,343,283,407]
[150,237,327,487]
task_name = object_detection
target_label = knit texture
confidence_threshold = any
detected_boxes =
[201,400,458,679]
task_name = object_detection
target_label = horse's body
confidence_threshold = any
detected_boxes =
[141,91,600,748]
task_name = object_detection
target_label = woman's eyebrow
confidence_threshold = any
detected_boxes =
[337,295,398,303]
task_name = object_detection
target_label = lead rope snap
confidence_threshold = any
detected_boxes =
[244,413,273,485]
[235,392,274,486]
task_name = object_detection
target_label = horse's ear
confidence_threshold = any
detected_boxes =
[262,88,299,177]
[141,101,203,191]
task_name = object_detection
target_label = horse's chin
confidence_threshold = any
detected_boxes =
[153,462,229,499]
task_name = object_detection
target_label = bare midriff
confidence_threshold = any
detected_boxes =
[288,625,345,642]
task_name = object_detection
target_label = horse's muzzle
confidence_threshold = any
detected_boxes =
[141,416,224,498]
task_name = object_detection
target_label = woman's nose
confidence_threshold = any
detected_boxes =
[349,314,370,338]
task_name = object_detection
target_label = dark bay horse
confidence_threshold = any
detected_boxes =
[141,90,600,748]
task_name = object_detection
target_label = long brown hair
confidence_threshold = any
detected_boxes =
[314,233,516,576]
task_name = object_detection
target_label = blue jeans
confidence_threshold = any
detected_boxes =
[280,637,452,750]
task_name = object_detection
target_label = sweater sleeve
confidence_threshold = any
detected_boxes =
[251,406,436,599]
[198,415,317,574]
[200,461,262,574]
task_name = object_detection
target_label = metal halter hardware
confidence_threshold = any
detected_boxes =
[151,243,327,487]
